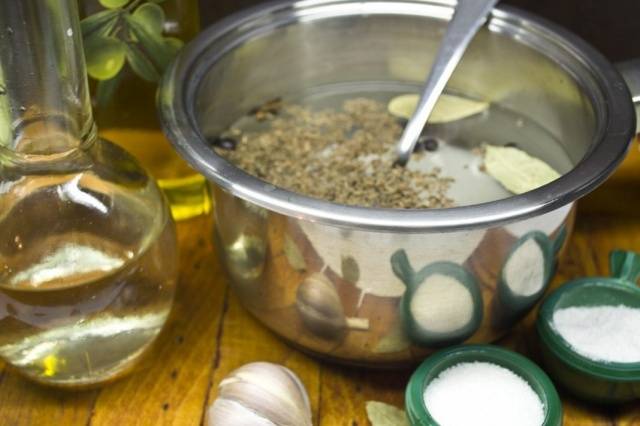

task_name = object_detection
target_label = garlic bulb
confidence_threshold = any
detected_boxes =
[207,362,312,426]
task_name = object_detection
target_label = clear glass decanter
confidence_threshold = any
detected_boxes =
[0,0,178,387]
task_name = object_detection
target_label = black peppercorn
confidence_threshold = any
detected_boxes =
[210,136,237,150]
[414,136,439,153]
[396,117,409,128]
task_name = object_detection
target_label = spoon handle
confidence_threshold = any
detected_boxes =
[395,0,499,166]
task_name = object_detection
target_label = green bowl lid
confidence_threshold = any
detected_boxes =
[405,345,562,426]
[391,250,483,347]
[537,250,640,381]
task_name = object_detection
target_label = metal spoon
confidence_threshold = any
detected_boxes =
[395,0,499,166]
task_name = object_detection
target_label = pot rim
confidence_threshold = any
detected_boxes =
[158,0,635,232]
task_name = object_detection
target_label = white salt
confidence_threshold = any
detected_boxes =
[552,305,640,363]
[423,361,544,426]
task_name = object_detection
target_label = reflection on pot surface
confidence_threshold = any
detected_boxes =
[212,189,574,365]
[392,252,483,347]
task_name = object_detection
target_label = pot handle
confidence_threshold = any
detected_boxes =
[617,60,640,133]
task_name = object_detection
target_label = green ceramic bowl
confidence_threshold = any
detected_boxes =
[537,250,640,404]
[405,345,562,426]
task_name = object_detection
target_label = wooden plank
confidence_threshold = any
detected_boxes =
[0,370,97,426]
[88,216,225,426]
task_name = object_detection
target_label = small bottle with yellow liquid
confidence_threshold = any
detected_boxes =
[80,0,208,221]
[0,0,178,387]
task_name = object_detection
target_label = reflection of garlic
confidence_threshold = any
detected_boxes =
[207,362,312,426]
[225,234,266,282]
[296,273,369,339]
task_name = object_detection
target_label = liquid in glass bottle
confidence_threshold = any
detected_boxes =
[0,0,178,388]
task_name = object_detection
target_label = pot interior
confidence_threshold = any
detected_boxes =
[193,2,598,171]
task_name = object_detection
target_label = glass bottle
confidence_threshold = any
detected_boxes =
[79,0,208,221]
[0,0,178,387]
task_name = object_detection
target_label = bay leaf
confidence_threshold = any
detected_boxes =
[284,235,306,272]
[484,145,561,194]
[373,320,411,353]
[341,255,360,283]
[366,401,410,426]
[388,93,489,123]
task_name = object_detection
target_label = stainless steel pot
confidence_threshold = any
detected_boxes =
[159,0,639,366]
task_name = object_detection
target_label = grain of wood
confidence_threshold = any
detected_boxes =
[0,371,97,426]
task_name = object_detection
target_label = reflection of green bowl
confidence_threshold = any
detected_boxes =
[392,251,483,347]
[537,250,640,403]
[494,231,554,325]
[405,345,562,426]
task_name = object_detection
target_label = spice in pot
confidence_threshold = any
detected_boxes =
[552,305,640,363]
[215,98,454,209]
[423,362,544,426]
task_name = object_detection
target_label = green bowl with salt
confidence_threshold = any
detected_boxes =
[405,345,562,426]
[537,250,640,403]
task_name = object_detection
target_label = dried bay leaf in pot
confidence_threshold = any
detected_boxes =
[483,145,561,194]
[388,93,489,123]
[207,362,312,426]
[366,401,410,426]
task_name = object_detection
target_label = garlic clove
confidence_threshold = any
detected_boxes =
[208,362,312,426]
[208,399,277,426]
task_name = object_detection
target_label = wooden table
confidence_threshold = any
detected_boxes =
[2,146,640,426]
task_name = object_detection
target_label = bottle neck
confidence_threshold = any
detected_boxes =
[0,0,95,156]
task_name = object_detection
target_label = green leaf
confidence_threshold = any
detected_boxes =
[390,250,415,285]
[131,2,165,35]
[125,14,173,71]
[99,0,129,9]
[81,9,119,38]
[95,70,124,107]
[84,36,126,81]
[150,0,168,3]
[123,42,160,82]
[164,36,184,56]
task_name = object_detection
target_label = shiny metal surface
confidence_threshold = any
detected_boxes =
[159,0,636,366]
[396,0,499,165]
